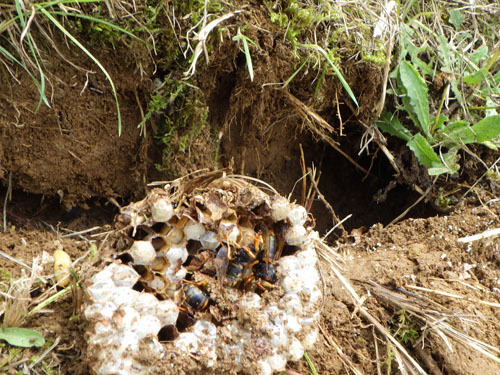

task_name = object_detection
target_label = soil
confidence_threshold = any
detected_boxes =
[1,2,500,375]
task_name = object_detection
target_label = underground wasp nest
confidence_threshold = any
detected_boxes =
[85,173,322,375]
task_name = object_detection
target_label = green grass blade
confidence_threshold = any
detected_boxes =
[38,7,122,135]
[49,11,152,48]
[15,0,50,110]
[36,0,101,7]
[302,43,359,111]
[0,45,48,104]
[241,36,253,82]
[304,352,318,375]
[233,31,256,82]
[399,61,430,137]
[282,58,308,88]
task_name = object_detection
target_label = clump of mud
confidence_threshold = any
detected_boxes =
[84,172,323,375]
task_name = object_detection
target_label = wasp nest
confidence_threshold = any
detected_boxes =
[85,174,322,375]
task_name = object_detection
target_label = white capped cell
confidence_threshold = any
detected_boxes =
[151,198,174,222]
[129,240,156,265]
[296,248,318,269]
[285,315,301,333]
[200,231,219,250]
[281,275,302,294]
[257,360,272,375]
[266,352,287,371]
[157,300,179,326]
[110,264,140,288]
[288,337,305,361]
[277,256,301,274]
[84,302,116,321]
[280,293,303,314]
[270,196,290,222]
[193,320,217,342]
[184,220,206,240]
[288,204,308,226]
[87,279,115,303]
[284,225,307,246]
[134,293,160,315]
[176,332,200,353]
[110,287,140,309]
[166,244,188,265]
[240,292,261,309]
[133,315,161,338]
[302,327,319,350]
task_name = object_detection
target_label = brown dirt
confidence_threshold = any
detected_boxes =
[0,38,154,208]
[2,2,500,375]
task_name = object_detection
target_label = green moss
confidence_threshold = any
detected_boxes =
[143,78,210,173]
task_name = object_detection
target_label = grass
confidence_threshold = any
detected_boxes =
[376,0,500,176]
[0,0,150,135]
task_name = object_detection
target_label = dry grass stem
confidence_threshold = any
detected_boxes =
[286,92,369,175]
[2,171,12,233]
[317,241,427,374]
[307,167,341,228]
[2,272,33,328]
[406,285,500,309]
[319,323,365,375]
[184,11,238,78]
[457,228,500,243]
[364,280,500,364]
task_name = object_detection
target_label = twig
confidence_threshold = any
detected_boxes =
[0,250,32,272]
[457,228,500,243]
[307,167,340,228]
[60,226,101,238]
[319,324,365,375]
[28,336,61,369]
[322,214,352,241]
[286,92,369,175]
[373,327,382,375]
[406,285,500,309]
[3,171,12,233]
[299,144,307,207]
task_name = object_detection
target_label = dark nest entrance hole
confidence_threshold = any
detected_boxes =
[217,102,439,235]
[302,130,438,233]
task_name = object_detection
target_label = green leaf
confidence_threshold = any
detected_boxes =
[470,45,488,66]
[399,61,431,137]
[463,68,488,85]
[443,116,500,145]
[376,112,413,141]
[407,133,441,168]
[448,9,465,29]
[0,327,45,348]
[442,121,473,144]
[436,35,455,73]
[471,115,500,143]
